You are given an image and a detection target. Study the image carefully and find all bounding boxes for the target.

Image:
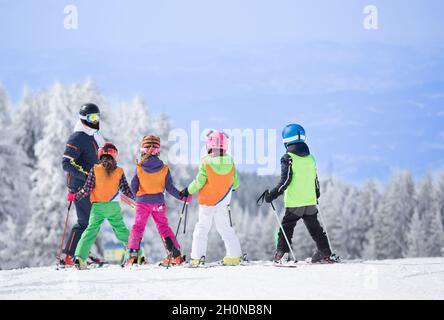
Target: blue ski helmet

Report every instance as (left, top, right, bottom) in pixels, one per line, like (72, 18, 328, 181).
(282, 124, 306, 147)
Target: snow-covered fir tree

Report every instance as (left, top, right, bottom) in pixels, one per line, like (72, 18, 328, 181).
(0, 85, 11, 128)
(342, 181, 380, 259)
(425, 211, 444, 256)
(318, 177, 349, 256)
(406, 209, 428, 257)
(238, 209, 264, 260)
(152, 112, 173, 156)
(0, 95, 30, 269)
(437, 172, 444, 229)
(0, 142, 30, 269)
(358, 180, 380, 259)
(24, 82, 103, 265)
(374, 171, 415, 259)
(416, 174, 435, 220)
(111, 96, 150, 171)
(13, 87, 47, 167)
(415, 174, 443, 256)
(261, 207, 281, 259)
(341, 187, 363, 259)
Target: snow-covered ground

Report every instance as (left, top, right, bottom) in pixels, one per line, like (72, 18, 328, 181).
(1, 258, 443, 300)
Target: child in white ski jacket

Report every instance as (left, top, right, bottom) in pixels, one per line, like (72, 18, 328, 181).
(180, 131, 243, 266)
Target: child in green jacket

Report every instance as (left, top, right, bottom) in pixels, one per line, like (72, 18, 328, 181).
(180, 131, 243, 266)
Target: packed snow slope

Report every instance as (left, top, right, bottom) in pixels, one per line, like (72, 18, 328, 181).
(1, 258, 443, 300)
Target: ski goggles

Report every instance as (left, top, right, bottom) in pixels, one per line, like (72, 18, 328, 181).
(141, 147, 161, 154)
(80, 113, 100, 124)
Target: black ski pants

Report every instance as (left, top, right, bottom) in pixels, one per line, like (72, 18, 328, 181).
(63, 195, 92, 256)
(277, 206, 331, 255)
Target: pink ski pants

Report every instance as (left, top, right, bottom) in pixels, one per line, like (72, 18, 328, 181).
(128, 203, 180, 250)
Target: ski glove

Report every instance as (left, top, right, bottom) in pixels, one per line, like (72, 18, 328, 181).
(264, 190, 274, 203)
(181, 195, 193, 204)
(179, 188, 190, 198)
(67, 192, 76, 202)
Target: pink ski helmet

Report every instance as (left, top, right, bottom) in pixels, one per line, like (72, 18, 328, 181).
(206, 130, 229, 153)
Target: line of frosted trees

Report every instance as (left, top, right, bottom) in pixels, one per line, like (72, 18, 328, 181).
(223, 170, 444, 262)
(0, 81, 443, 269)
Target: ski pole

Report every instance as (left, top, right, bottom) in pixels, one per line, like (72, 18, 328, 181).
(316, 206, 335, 255)
(175, 201, 187, 238)
(183, 203, 189, 234)
(56, 201, 73, 263)
(227, 204, 233, 227)
(257, 191, 297, 262)
(120, 194, 136, 209)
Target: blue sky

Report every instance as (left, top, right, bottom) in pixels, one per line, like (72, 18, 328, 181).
(1, 0, 444, 183)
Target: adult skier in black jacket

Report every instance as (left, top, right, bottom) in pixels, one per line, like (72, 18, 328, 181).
(60, 103, 105, 266)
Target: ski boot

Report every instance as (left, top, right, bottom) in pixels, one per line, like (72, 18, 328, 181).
(311, 250, 340, 264)
(328, 254, 341, 263)
(74, 257, 87, 270)
(87, 255, 104, 267)
(122, 249, 147, 268)
(228, 253, 249, 266)
(273, 251, 298, 267)
(160, 238, 184, 266)
(274, 250, 290, 264)
(59, 254, 75, 268)
(161, 254, 184, 267)
(123, 249, 143, 267)
(222, 257, 242, 266)
(188, 256, 206, 268)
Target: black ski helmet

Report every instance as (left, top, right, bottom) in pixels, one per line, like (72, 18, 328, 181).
(79, 103, 100, 130)
(79, 103, 100, 117)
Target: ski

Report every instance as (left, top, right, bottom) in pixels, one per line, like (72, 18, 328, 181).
(182, 260, 252, 269)
(182, 262, 244, 269)
(56, 262, 110, 271)
(182, 263, 218, 269)
(300, 254, 342, 265)
(56, 256, 109, 271)
(182, 256, 209, 269)
(76, 263, 110, 271)
(268, 252, 298, 268)
(272, 264, 298, 268)
(272, 261, 298, 268)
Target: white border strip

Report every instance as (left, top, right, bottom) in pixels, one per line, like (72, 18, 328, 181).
(283, 135, 306, 143)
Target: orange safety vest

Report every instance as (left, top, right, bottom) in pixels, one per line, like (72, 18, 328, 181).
(198, 162, 235, 206)
(90, 164, 124, 203)
(136, 164, 169, 196)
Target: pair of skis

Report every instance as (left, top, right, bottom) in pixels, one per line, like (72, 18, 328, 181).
(271, 254, 341, 268)
(56, 256, 109, 271)
(180, 259, 340, 269)
(58, 256, 343, 271)
(256, 191, 340, 268)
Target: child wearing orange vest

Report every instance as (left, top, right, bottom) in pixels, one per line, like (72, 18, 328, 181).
(67, 142, 134, 269)
(125, 136, 190, 267)
(179, 131, 243, 267)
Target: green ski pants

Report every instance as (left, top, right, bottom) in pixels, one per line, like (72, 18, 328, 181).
(75, 202, 130, 260)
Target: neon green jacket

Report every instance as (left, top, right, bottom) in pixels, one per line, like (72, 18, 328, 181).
(284, 152, 318, 208)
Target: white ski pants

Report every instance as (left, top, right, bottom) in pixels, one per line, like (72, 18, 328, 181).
(191, 204, 242, 260)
